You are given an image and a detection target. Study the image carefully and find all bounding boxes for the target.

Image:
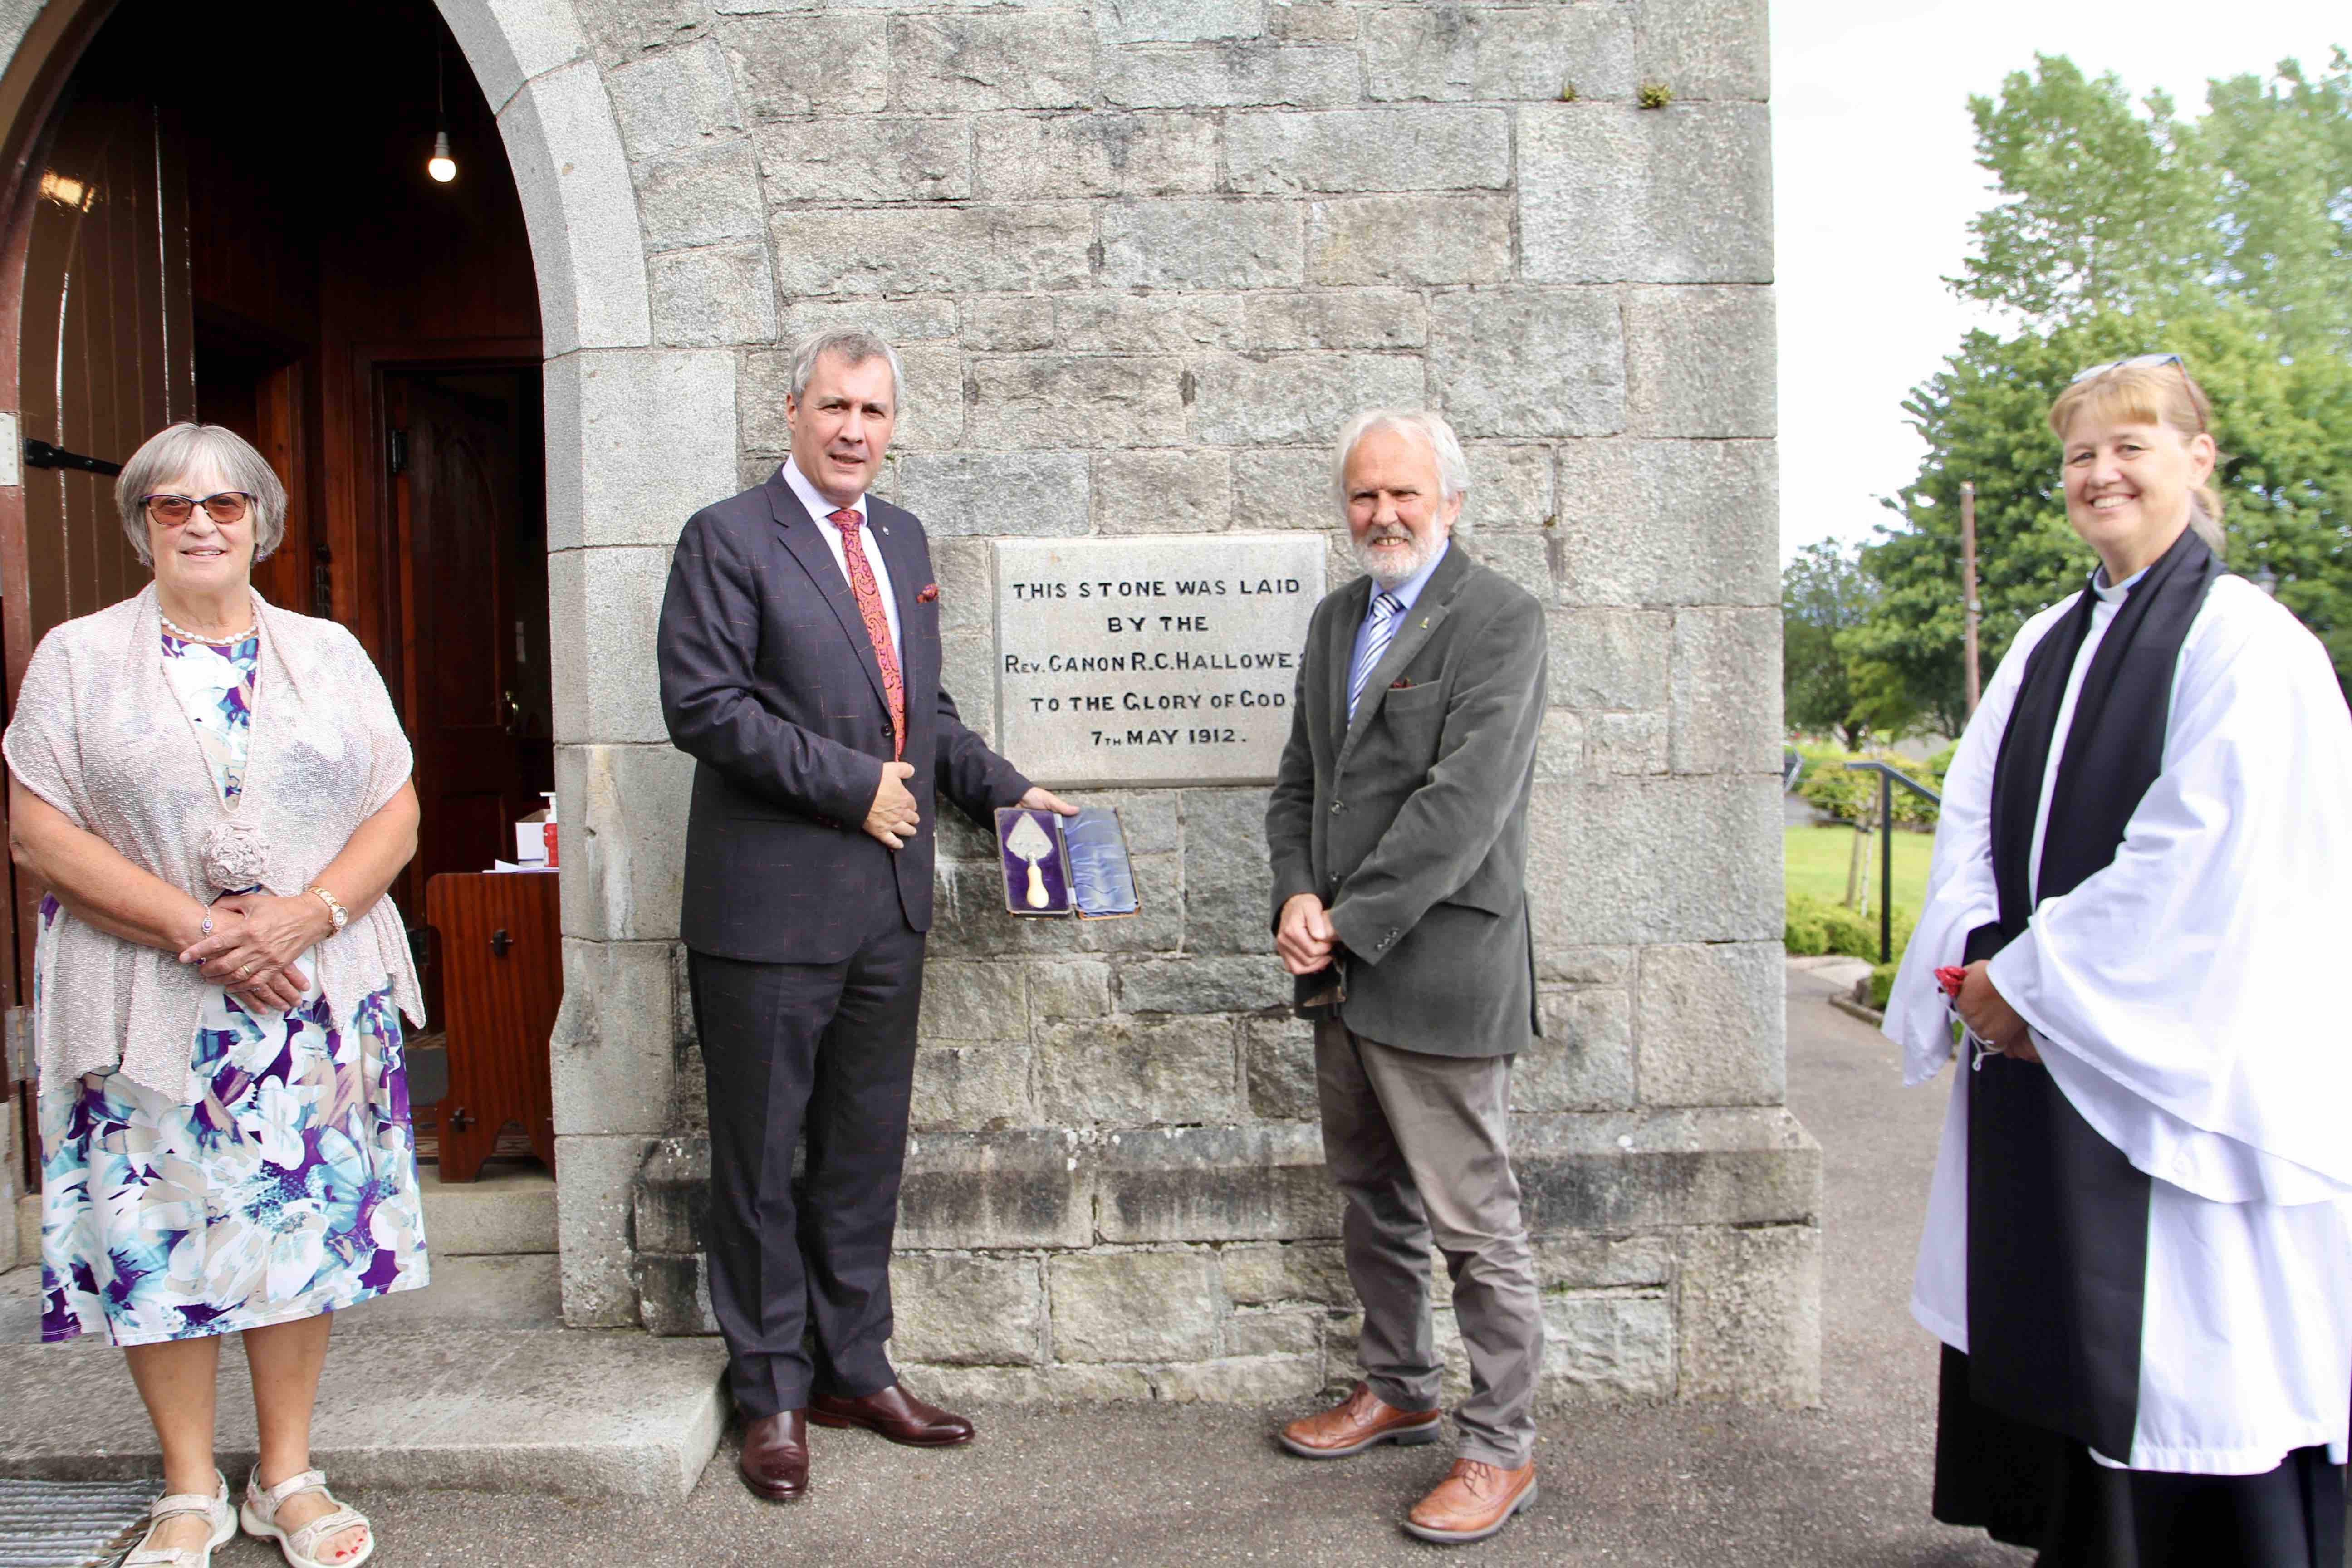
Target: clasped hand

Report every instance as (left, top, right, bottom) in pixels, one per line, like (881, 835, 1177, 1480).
(176, 893, 329, 1013)
(862, 762, 1078, 850)
(1954, 959, 2040, 1064)
(1277, 892, 1337, 975)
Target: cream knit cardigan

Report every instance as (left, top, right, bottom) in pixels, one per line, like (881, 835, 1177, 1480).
(3, 585, 425, 1102)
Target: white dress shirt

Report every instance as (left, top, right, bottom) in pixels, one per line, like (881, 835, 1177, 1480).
(782, 456, 900, 662)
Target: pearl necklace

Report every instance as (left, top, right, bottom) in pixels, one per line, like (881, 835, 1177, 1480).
(159, 610, 255, 644)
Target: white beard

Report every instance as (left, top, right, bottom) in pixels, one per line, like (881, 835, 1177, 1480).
(1354, 527, 1432, 588)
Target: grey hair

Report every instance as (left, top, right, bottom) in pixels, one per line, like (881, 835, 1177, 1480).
(788, 327, 905, 411)
(1332, 408, 1471, 511)
(114, 422, 288, 565)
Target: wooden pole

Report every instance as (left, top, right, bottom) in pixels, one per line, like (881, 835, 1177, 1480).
(1961, 481, 1982, 716)
(1846, 800, 1872, 915)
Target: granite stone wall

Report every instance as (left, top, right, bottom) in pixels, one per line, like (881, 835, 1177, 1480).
(232, 0, 1816, 1405)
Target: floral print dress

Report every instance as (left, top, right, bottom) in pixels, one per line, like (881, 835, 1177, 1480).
(36, 631, 429, 1345)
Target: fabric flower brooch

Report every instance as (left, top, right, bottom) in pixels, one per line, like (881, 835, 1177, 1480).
(197, 819, 272, 892)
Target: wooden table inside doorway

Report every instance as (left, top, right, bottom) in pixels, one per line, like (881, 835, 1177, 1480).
(424, 870, 559, 1182)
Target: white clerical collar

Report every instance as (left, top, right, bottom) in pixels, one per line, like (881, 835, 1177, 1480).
(782, 456, 867, 526)
(2092, 563, 2149, 605)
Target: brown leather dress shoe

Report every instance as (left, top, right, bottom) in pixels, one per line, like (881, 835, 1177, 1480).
(1403, 1457, 1538, 1544)
(738, 1410, 809, 1502)
(1278, 1381, 1442, 1460)
(808, 1383, 975, 1447)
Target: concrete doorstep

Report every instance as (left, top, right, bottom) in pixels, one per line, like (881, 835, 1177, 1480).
(0, 1294, 725, 1501)
(0, 1173, 726, 1502)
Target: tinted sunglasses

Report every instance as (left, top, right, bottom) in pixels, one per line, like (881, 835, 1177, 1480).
(142, 491, 253, 526)
(2069, 352, 2184, 384)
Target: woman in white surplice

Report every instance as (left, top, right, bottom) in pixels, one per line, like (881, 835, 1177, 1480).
(1883, 355, 2352, 1567)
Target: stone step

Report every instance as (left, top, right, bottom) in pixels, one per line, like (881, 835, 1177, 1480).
(415, 1161, 558, 1256)
(0, 1282, 726, 1500)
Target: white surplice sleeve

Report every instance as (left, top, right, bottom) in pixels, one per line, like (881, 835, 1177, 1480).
(1884, 599, 2078, 1084)
(1985, 577, 2352, 1205)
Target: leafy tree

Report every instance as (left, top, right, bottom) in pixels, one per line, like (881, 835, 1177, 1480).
(1847, 309, 2352, 729)
(1952, 49, 2352, 347)
(2197, 51, 2352, 356)
(1782, 539, 1886, 746)
(1953, 55, 2214, 323)
(1850, 49, 2352, 728)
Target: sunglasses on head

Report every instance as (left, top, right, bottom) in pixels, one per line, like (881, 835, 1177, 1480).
(2070, 352, 2185, 384)
(142, 491, 253, 526)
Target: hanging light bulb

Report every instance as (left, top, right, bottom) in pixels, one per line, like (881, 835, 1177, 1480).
(426, 42, 458, 183)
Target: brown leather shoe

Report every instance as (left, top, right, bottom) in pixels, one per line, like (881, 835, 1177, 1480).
(1403, 1457, 1538, 1544)
(808, 1382, 975, 1447)
(1277, 1382, 1442, 1460)
(738, 1410, 809, 1502)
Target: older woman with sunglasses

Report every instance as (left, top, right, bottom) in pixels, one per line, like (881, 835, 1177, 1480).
(1884, 356, 2352, 1566)
(5, 423, 426, 1568)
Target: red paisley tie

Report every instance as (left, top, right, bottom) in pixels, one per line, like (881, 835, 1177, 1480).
(829, 509, 905, 759)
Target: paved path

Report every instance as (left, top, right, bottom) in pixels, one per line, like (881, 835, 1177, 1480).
(1784, 788, 1828, 827)
(180, 965, 2026, 1567)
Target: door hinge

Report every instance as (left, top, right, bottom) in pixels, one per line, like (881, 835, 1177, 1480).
(24, 438, 122, 476)
(387, 428, 408, 475)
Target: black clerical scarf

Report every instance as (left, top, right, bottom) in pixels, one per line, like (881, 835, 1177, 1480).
(1955, 522, 2221, 1465)
(1987, 523, 2222, 941)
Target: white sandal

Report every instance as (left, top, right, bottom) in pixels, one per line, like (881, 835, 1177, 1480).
(240, 1466, 375, 1568)
(124, 1471, 235, 1568)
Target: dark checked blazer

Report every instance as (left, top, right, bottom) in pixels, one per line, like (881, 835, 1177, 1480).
(1264, 544, 1547, 1058)
(657, 467, 1030, 964)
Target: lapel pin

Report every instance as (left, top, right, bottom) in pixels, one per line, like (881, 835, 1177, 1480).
(1420, 617, 1430, 628)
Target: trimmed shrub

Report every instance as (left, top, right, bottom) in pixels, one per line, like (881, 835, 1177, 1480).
(1868, 961, 1901, 1010)
(1784, 903, 1829, 956)
(1785, 892, 1914, 964)
(1793, 740, 1944, 828)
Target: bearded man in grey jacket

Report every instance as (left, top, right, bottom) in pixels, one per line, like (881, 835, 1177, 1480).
(1263, 408, 1548, 1547)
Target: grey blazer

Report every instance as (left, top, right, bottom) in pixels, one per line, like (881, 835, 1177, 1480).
(657, 470, 1030, 965)
(1264, 544, 1547, 1058)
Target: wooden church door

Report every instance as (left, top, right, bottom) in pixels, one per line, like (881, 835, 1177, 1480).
(4, 86, 195, 1159)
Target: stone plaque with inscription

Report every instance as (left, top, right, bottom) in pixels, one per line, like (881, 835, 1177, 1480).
(994, 535, 1328, 787)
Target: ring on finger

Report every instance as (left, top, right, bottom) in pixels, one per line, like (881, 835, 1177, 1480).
(236, 960, 258, 979)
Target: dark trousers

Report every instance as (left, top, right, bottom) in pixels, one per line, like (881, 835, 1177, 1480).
(690, 903, 926, 1421)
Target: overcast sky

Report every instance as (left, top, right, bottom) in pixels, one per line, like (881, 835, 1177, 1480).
(1770, 0, 2348, 562)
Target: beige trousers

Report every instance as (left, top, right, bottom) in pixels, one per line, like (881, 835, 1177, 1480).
(1314, 1017, 1543, 1470)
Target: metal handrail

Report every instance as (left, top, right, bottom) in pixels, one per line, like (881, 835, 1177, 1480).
(1841, 761, 1944, 964)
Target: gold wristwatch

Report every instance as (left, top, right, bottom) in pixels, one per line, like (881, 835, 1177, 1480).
(308, 884, 350, 935)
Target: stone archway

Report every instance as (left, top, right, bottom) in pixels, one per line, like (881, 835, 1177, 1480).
(427, 0, 738, 1328)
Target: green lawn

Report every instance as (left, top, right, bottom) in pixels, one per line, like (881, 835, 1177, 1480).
(1784, 823, 1934, 921)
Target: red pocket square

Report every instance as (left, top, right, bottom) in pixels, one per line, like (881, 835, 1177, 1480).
(1389, 677, 1413, 689)
(917, 583, 940, 603)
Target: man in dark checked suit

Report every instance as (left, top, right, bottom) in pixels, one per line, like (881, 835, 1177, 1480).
(1264, 409, 1549, 1547)
(657, 328, 1073, 1502)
